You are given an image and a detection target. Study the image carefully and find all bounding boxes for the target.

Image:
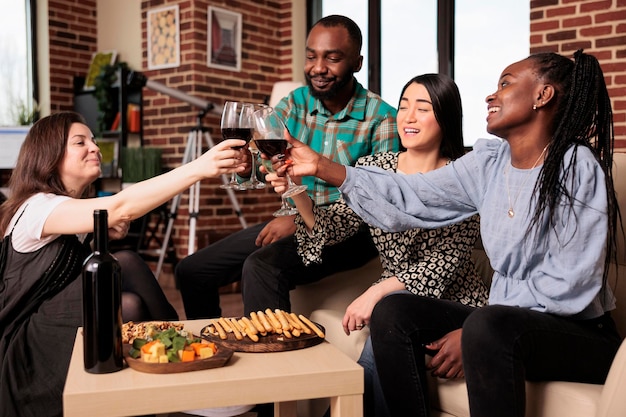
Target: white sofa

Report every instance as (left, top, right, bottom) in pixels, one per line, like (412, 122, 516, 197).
(291, 152, 626, 417)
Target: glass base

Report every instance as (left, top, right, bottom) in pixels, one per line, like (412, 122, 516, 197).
(240, 180, 266, 190)
(220, 182, 245, 190)
(282, 184, 307, 199)
(273, 206, 299, 217)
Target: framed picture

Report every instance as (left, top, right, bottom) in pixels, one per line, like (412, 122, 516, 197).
(97, 138, 119, 178)
(147, 5, 180, 70)
(207, 6, 242, 71)
(84, 50, 117, 90)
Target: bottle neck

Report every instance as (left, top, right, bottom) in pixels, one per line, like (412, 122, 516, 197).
(93, 210, 109, 253)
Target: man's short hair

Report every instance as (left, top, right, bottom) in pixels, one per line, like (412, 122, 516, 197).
(314, 15, 363, 54)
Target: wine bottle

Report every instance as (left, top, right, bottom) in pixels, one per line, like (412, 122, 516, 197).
(82, 209, 123, 373)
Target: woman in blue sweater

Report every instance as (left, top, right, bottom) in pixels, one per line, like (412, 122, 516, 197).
(273, 50, 622, 417)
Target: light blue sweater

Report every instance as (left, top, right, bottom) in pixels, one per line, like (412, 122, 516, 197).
(340, 138, 615, 319)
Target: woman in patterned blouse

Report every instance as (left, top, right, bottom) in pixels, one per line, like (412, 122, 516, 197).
(267, 73, 488, 417)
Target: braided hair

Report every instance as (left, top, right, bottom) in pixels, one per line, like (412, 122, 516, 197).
(530, 50, 621, 285)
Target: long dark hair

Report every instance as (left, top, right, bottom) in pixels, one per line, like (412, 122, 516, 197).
(0, 111, 86, 235)
(530, 50, 621, 284)
(398, 73, 465, 160)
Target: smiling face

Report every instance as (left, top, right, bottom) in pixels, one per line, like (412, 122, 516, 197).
(58, 122, 101, 195)
(485, 58, 540, 139)
(397, 82, 443, 152)
(304, 24, 362, 101)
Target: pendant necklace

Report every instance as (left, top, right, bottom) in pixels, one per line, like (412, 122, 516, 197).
(504, 145, 548, 218)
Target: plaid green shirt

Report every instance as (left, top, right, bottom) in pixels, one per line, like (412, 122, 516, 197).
(274, 81, 399, 206)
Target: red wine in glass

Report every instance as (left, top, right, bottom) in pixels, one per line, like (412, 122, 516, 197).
(254, 138, 287, 158)
(222, 127, 253, 150)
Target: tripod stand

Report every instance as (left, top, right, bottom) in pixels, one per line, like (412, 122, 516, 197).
(155, 112, 248, 279)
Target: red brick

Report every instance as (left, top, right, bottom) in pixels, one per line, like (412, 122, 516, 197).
(581, 0, 614, 13)
(596, 10, 626, 24)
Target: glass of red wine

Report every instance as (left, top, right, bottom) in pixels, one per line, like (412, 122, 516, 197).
(253, 106, 307, 215)
(220, 101, 254, 190)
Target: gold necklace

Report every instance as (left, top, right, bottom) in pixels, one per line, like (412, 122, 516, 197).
(503, 145, 548, 218)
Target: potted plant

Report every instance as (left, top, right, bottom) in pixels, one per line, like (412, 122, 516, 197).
(93, 61, 129, 134)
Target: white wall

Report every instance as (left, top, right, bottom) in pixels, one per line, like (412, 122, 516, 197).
(36, 0, 50, 117)
(97, 0, 142, 71)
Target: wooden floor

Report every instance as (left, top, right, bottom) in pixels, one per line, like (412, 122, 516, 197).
(157, 268, 244, 320)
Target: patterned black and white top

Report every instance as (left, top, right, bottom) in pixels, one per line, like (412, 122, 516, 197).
(294, 152, 489, 307)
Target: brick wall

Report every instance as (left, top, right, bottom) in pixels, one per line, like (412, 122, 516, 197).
(47, 0, 97, 112)
(530, 0, 626, 149)
(42, 0, 625, 259)
(139, 0, 295, 259)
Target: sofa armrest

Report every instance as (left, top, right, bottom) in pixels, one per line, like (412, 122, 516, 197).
(290, 257, 382, 317)
(597, 338, 626, 417)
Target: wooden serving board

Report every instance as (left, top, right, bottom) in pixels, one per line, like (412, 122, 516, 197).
(199, 322, 325, 353)
(123, 343, 233, 374)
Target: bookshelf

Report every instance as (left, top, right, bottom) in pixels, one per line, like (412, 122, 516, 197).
(73, 66, 143, 180)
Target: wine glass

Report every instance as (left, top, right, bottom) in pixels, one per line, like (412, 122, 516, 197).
(260, 158, 298, 216)
(220, 101, 254, 190)
(239, 130, 266, 190)
(253, 106, 307, 215)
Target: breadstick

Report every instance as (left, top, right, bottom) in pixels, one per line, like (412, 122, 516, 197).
(264, 308, 283, 333)
(275, 309, 292, 331)
(210, 319, 227, 340)
(238, 318, 259, 342)
(285, 312, 303, 330)
(228, 318, 243, 340)
(218, 317, 234, 333)
(289, 313, 312, 334)
(257, 311, 275, 333)
(276, 310, 300, 336)
(298, 314, 325, 338)
(241, 317, 258, 335)
(249, 312, 268, 336)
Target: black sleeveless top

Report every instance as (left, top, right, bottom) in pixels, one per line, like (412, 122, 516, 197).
(0, 225, 90, 417)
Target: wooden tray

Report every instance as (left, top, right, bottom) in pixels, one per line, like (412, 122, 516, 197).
(199, 322, 325, 353)
(123, 343, 233, 374)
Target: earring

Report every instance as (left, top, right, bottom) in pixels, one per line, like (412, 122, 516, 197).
(533, 104, 537, 110)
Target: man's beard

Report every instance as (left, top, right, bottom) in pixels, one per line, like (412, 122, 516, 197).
(305, 74, 353, 100)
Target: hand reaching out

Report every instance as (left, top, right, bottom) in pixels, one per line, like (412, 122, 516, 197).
(197, 139, 247, 179)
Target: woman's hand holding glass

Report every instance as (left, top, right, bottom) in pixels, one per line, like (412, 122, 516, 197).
(220, 101, 255, 190)
(198, 138, 247, 178)
(253, 106, 307, 216)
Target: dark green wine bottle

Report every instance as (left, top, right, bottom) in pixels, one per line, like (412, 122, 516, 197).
(82, 209, 123, 373)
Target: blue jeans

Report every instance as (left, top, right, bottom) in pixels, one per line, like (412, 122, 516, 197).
(358, 336, 390, 417)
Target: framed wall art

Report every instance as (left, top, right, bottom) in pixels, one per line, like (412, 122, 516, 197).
(207, 6, 242, 71)
(84, 50, 117, 90)
(147, 5, 180, 70)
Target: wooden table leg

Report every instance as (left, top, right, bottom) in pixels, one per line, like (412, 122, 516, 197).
(275, 400, 297, 417)
(330, 394, 363, 417)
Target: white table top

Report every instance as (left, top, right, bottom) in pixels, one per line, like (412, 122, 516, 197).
(63, 320, 363, 417)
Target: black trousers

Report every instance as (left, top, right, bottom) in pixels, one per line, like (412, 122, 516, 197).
(176, 221, 377, 318)
(370, 293, 622, 417)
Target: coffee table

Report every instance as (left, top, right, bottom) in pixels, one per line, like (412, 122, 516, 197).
(63, 320, 363, 417)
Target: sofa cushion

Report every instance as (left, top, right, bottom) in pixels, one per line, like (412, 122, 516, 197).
(428, 375, 603, 417)
(309, 308, 369, 362)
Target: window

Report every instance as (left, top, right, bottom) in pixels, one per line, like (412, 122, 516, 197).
(454, 0, 529, 145)
(320, 0, 369, 90)
(0, 0, 35, 126)
(312, 0, 530, 146)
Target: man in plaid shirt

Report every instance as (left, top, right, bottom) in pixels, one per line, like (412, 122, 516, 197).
(177, 15, 399, 319)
